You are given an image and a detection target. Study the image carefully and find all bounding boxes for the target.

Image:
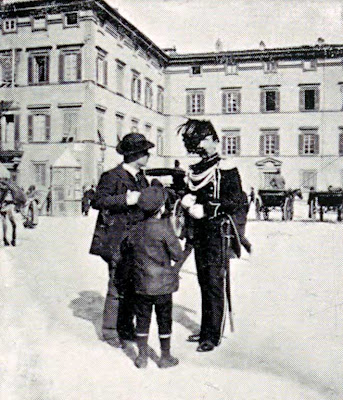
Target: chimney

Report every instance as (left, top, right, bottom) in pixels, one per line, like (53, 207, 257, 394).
(259, 41, 266, 51)
(215, 38, 223, 52)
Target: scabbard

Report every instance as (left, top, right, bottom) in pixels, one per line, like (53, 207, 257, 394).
(221, 218, 234, 333)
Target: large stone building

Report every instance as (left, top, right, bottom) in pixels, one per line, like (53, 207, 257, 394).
(1, 0, 343, 207)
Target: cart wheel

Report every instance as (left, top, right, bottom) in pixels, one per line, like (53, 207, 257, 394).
(319, 206, 324, 222)
(170, 199, 185, 238)
(282, 198, 289, 221)
(255, 199, 261, 220)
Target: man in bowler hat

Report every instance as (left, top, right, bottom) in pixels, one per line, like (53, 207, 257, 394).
(90, 133, 154, 344)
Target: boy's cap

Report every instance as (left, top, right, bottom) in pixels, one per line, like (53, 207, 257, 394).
(137, 186, 167, 214)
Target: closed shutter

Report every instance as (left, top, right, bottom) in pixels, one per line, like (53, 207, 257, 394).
(299, 88, 305, 111)
(298, 134, 304, 155)
(137, 79, 141, 101)
(237, 91, 241, 113)
(275, 91, 280, 112)
(222, 92, 227, 114)
(222, 135, 227, 155)
(314, 87, 320, 111)
(45, 55, 50, 83)
(28, 55, 33, 84)
(28, 115, 33, 142)
(45, 115, 51, 141)
(14, 115, 20, 149)
(76, 52, 82, 81)
(103, 60, 108, 86)
(200, 93, 205, 114)
(314, 133, 319, 154)
(259, 135, 265, 156)
(236, 136, 241, 155)
(96, 58, 99, 83)
(59, 54, 64, 82)
(186, 94, 191, 114)
(339, 133, 343, 155)
(275, 134, 280, 155)
(260, 91, 265, 112)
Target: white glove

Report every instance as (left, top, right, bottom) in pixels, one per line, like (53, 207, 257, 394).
(126, 190, 141, 205)
(188, 204, 205, 219)
(181, 194, 196, 209)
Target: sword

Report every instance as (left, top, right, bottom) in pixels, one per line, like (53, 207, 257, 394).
(221, 218, 234, 333)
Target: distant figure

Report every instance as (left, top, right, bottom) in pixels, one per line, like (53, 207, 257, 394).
(249, 187, 255, 204)
(82, 185, 95, 216)
(270, 169, 286, 189)
(24, 185, 39, 228)
(171, 159, 186, 196)
(46, 187, 52, 215)
(0, 179, 17, 246)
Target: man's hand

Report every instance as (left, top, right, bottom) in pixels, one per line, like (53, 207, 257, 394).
(188, 204, 205, 219)
(126, 190, 141, 205)
(181, 193, 196, 209)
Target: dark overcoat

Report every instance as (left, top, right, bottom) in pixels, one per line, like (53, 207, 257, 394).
(89, 163, 149, 262)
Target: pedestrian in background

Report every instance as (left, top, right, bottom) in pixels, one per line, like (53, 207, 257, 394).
(116, 186, 183, 368)
(90, 133, 154, 345)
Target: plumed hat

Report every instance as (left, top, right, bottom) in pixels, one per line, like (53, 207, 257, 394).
(116, 133, 154, 156)
(137, 186, 167, 215)
(177, 119, 219, 155)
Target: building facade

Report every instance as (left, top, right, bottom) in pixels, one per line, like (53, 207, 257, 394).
(1, 0, 343, 201)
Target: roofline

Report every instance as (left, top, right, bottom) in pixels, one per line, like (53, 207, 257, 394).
(1, 0, 169, 65)
(167, 44, 343, 66)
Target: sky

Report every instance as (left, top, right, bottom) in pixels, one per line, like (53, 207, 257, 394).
(106, 0, 343, 53)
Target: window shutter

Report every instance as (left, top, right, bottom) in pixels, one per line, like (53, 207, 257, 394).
(14, 115, 20, 149)
(298, 134, 304, 155)
(259, 135, 265, 156)
(275, 91, 280, 112)
(237, 91, 241, 113)
(76, 52, 82, 81)
(103, 60, 108, 86)
(59, 54, 64, 82)
(222, 93, 227, 114)
(131, 77, 135, 100)
(314, 87, 320, 111)
(96, 58, 99, 83)
(260, 91, 265, 112)
(28, 55, 33, 84)
(314, 133, 319, 154)
(236, 136, 241, 155)
(137, 79, 141, 101)
(45, 115, 51, 141)
(275, 134, 280, 155)
(299, 88, 305, 111)
(186, 94, 191, 114)
(222, 135, 227, 156)
(45, 55, 50, 83)
(339, 133, 343, 155)
(200, 93, 205, 114)
(28, 115, 33, 142)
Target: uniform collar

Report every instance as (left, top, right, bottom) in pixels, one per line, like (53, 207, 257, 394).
(122, 163, 140, 178)
(190, 153, 220, 175)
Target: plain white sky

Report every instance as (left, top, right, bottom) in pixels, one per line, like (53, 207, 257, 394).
(107, 0, 343, 53)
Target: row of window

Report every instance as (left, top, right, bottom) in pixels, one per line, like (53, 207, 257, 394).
(187, 85, 323, 115)
(0, 48, 165, 113)
(221, 130, 343, 156)
(2, 13, 79, 34)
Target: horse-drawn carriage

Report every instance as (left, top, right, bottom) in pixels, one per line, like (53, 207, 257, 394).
(255, 189, 302, 221)
(308, 190, 343, 222)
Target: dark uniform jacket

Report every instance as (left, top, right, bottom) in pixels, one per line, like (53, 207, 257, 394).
(89, 163, 149, 263)
(117, 218, 183, 296)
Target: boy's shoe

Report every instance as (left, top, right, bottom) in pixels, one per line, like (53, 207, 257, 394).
(158, 355, 179, 368)
(134, 355, 148, 369)
(196, 340, 215, 352)
(11, 239, 16, 246)
(3, 238, 10, 246)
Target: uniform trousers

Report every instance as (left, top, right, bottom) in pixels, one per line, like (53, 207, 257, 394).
(193, 218, 226, 346)
(135, 293, 173, 337)
(102, 259, 136, 340)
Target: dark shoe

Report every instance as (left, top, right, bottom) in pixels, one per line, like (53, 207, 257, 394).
(134, 355, 148, 369)
(158, 355, 179, 368)
(3, 238, 10, 246)
(187, 333, 201, 343)
(196, 340, 216, 352)
(11, 239, 16, 246)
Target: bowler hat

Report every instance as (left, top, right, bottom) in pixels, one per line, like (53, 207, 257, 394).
(116, 133, 154, 156)
(137, 186, 167, 215)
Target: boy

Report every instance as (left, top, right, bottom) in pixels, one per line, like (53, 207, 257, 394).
(117, 186, 183, 369)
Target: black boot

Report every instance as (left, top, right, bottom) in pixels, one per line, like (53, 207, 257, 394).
(134, 336, 148, 368)
(11, 229, 16, 246)
(158, 337, 179, 368)
(3, 237, 10, 246)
